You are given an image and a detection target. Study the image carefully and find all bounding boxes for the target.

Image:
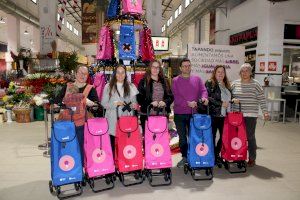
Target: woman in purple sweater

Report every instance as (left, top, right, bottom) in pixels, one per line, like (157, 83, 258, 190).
(172, 58, 209, 168)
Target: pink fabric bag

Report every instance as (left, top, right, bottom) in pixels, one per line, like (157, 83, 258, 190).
(144, 116, 172, 169)
(93, 73, 106, 102)
(96, 26, 114, 60)
(84, 118, 115, 178)
(121, 0, 143, 15)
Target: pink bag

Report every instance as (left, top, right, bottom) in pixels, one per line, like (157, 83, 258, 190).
(93, 73, 106, 102)
(139, 26, 155, 62)
(121, 0, 143, 15)
(96, 26, 114, 60)
(144, 116, 172, 169)
(84, 118, 115, 178)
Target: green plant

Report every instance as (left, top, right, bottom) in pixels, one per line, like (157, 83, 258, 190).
(58, 51, 78, 74)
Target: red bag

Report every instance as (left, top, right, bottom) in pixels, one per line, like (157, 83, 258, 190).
(131, 71, 145, 87)
(115, 115, 143, 172)
(221, 111, 248, 161)
(96, 26, 114, 60)
(139, 26, 155, 62)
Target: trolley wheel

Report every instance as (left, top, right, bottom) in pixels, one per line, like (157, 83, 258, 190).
(119, 173, 124, 182)
(184, 164, 189, 174)
(105, 177, 111, 185)
(56, 186, 61, 196)
(191, 170, 195, 177)
(75, 183, 81, 191)
(164, 170, 171, 182)
(148, 173, 153, 183)
(205, 169, 210, 176)
(48, 181, 54, 194)
(217, 162, 223, 168)
(90, 179, 95, 188)
(134, 172, 140, 180)
(224, 162, 229, 170)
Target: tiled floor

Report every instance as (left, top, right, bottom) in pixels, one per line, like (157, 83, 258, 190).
(0, 119, 299, 200)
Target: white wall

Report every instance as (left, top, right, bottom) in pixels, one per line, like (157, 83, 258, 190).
(215, 0, 300, 87)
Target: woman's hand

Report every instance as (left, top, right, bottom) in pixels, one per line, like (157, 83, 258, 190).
(114, 101, 125, 107)
(151, 101, 159, 107)
(232, 98, 240, 104)
(86, 98, 96, 107)
(222, 101, 229, 108)
(201, 98, 209, 106)
(158, 101, 166, 107)
(131, 103, 140, 111)
(263, 112, 270, 121)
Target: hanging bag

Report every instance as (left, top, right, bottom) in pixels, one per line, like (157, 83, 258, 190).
(121, 0, 143, 15)
(107, 0, 120, 19)
(139, 26, 155, 62)
(96, 25, 114, 60)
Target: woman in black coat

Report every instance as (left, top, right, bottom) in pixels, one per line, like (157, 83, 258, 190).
(205, 65, 231, 164)
(137, 60, 174, 133)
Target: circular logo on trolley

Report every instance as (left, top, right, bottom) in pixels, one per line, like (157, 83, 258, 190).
(123, 145, 137, 160)
(59, 155, 75, 171)
(195, 143, 209, 156)
(92, 149, 106, 163)
(231, 137, 242, 150)
(150, 144, 164, 157)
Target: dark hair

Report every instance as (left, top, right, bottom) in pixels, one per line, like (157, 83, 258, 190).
(180, 58, 191, 67)
(145, 60, 165, 86)
(109, 65, 130, 98)
(210, 65, 231, 89)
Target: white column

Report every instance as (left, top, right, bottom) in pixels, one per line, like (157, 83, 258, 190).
(255, 1, 284, 87)
(146, 0, 162, 36)
(6, 14, 20, 71)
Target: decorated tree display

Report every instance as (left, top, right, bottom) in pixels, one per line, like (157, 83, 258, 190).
(91, 0, 155, 85)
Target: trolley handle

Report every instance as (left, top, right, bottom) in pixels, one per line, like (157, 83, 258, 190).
(229, 100, 242, 112)
(116, 101, 133, 119)
(192, 99, 209, 115)
(147, 104, 166, 117)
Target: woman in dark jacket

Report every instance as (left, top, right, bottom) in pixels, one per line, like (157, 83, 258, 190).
(205, 65, 231, 164)
(137, 60, 174, 133)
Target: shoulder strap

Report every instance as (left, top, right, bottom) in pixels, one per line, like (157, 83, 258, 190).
(83, 84, 93, 98)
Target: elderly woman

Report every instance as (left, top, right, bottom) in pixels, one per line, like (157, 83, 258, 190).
(54, 66, 99, 163)
(231, 63, 269, 167)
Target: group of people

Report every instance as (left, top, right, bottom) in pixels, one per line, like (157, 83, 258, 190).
(54, 58, 269, 168)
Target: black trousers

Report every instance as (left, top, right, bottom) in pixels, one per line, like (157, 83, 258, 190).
(211, 116, 225, 158)
(174, 114, 192, 158)
(244, 117, 257, 161)
(75, 125, 84, 166)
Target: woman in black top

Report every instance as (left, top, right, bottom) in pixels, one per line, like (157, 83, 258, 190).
(205, 65, 231, 164)
(137, 60, 174, 133)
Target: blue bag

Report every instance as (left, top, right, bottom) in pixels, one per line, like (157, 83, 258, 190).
(187, 113, 215, 168)
(119, 24, 136, 61)
(107, 0, 120, 19)
(50, 121, 83, 187)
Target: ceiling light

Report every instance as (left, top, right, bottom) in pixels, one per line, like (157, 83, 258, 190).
(0, 17, 5, 24)
(24, 30, 29, 35)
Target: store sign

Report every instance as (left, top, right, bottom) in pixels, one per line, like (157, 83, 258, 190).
(82, 0, 98, 44)
(188, 44, 245, 82)
(39, 0, 57, 55)
(230, 27, 258, 45)
(152, 37, 169, 51)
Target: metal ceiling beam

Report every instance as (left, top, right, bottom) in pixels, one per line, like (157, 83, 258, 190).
(162, 0, 173, 16)
(167, 0, 228, 37)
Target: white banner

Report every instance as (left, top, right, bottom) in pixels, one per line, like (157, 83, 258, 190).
(188, 44, 245, 82)
(39, 0, 57, 55)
